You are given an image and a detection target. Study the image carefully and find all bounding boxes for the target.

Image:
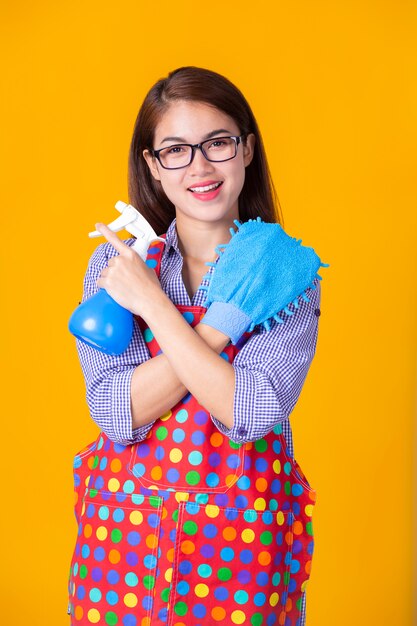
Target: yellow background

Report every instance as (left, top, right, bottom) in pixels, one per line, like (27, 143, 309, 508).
(1, 1, 415, 624)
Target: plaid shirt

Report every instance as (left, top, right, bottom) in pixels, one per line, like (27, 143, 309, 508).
(76, 218, 321, 456)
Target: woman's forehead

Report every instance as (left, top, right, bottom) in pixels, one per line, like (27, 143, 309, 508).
(154, 100, 239, 144)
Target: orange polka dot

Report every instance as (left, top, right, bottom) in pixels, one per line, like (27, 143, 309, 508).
(166, 548, 175, 563)
(244, 442, 253, 451)
(258, 551, 272, 566)
(141, 617, 151, 626)
(210, 432, 224, 447)
(255, 477, 268, 492)
(181, 540, 195, 555)
(305, 559, 312, 575)
(211, 607, 226, 621)
(222, 526, 237, 541)
(285, 597, 293, 612)
(109, 549, 121, 564)
(83, 524, 92, 538)
(110, 458, 122, 473)
(88, 456, 96, 469)
(146, 534, 158, 549)
(161, 506, 168, 520)
(293, 521, 303, 535)
(225, 474, 238, 487)
(151, 466, 162, 480)
(308, 490, 317, 503)
(278, 610, 287, 625)
(74, 605, 83, 620)
(285, 531, 293, 546)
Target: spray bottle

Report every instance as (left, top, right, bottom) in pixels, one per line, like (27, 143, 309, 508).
(68, 200, 164, 355)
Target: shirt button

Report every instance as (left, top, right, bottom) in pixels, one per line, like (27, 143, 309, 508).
(237, 427, 247, 436)
(314, 308, 321, 317)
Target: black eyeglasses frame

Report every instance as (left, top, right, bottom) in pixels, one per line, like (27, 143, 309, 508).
(150, 134, 246, 170)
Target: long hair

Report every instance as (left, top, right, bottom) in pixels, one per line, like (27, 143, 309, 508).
(128, 66, 283, 235)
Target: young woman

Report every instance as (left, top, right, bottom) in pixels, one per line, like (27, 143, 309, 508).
(68, 66, 322, 626)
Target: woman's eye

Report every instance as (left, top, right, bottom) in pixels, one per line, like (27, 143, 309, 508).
(167, 145, 185, 154)
(209, 140, 226, 148)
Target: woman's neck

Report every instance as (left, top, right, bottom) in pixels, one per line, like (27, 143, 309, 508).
(175, 212, 237, 263)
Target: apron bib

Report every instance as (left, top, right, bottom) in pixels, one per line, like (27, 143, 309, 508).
(68, 238, 316, 626)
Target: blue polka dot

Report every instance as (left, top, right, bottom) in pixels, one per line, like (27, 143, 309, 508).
(133, 463, 145, 477)
(240, 549, 253, 564)
(271, 479, 281, 494)
(175, 409, 188, 423)
(191, 430, 205, 445)
(167, 468, 180, 483)
(148, 513, 159, 528)
(144, 554, 157, 569)
(172, 428, 185, 443)
(237, 476, 251, 490)
(126, 552, 139, 566)
(155, 446, 165, 460)
(255, 458, 268, 472)
(93, 547, 105, 561)
(77, 585, 86, 600)
(123, 616, 137, 626)
(272, 440, 281, 454)
(182, 311, 194, 323)
(114, 443, 127, 454)
(145, 258, 158, 268)
(86, 504, 95, 518)
(89, 588, 102, 603)
(208, 452, 221, 467)
(142, 596, 153, 611)
(193, 604, 207, 618)
(179, 560, 192, 575)
(292, 483, 304, 496)
(123, 480, 135, 494)
(127, 531, 141, 546)
(220, 547, 234, 562)
(226, 454, 241, 469)
(94, 476, 105, 489)
(113, 508, 125, 523)
(256, 572, 269, 586)
(237, 569, 251, 584)
(206, 472, 220, 487)
(137, 443, 150, 458)
(225, 507, 239, 521)
(107, 570, 120, 585)
(254, 592, 266, 606)
(188, 451, 203, 466)
(177, 581, 190, 595)
(125, 572, 139, 587)
(81, 544, 90, 558)
(106, 590, 119, 605)
(214, 586, 229, 601)
(235, 495, 248, 508)
(262, 510, 273, 524)
(203, 524, 218, 539)
(290, 559, 300, 574)
(288, 578, 297, 593)
(99, 457, 108, 470)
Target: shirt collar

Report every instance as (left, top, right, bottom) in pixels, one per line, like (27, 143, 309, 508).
(164, 217, 182, 257)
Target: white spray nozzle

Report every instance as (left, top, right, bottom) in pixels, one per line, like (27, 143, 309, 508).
(88, 201, 165, 261)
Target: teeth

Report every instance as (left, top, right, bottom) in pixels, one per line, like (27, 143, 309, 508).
(189, 182, 222, 193)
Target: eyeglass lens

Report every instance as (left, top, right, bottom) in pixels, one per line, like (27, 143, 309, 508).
(158, 137, 238, 169)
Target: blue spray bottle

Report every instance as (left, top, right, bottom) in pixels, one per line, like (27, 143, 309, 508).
(68, 200, 165, 355)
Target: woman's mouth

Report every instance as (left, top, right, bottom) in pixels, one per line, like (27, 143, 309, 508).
(188, 181, 223, 201)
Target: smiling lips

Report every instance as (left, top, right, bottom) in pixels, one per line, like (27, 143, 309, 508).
(188, 181, 223, 200)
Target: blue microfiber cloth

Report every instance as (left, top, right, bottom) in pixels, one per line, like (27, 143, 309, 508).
(199, 217, 329, 343)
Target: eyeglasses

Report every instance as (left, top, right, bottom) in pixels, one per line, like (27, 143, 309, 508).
(151, 135, 246, 170)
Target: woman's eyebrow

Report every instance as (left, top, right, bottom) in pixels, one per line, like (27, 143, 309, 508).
(160, 129, 232, 145)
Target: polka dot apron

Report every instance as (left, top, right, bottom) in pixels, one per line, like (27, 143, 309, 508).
(68, 238, 316, 626)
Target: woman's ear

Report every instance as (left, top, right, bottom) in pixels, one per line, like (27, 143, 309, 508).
(243, 133, 256, 167)
(143, 149, 162, 181)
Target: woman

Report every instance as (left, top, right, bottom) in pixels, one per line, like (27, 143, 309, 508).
(68, 66, 321, 626)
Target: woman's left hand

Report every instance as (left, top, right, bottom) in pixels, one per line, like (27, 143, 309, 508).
(95, 222, 165, 317)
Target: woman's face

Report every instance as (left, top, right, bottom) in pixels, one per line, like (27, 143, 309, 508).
(143, 100, 255, 225)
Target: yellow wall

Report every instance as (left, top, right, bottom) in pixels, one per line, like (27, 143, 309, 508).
(1, 1, 415, 624)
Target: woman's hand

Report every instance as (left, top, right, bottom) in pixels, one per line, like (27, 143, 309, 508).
(95, 222, 165, 318)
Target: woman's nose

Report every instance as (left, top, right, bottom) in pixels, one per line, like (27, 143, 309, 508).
(188, 147, 216, 174)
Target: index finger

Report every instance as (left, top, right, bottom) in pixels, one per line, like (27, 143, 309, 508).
(95, 222, 132, 255)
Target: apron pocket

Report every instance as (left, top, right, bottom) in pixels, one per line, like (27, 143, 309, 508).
(68, 489, 163, 624)
(72, 439, 98, 526)
(169, 501, 300, 626)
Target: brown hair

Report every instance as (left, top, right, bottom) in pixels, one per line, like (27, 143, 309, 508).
(128, 66, 283, 235)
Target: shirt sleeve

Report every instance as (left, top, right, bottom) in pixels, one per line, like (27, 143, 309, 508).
(75, 241, 156, 445)
(210, 278, 321, 443)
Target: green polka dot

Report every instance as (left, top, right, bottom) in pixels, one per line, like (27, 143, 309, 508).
(172, 509, 179, 522)
(234, 590, 249, 604)
(217, 567, 232, 581)
(183, 521, 198, 535)
(254, 439, 268, 452)
(79, 565, 88, 579)
(306, 521, 313, 536)
(92, 455, 99, 469)
(161, 587, 170, 602)
(229, 440, 242, 449)
(105, 612, 118, 625)
(149, 496, 161, 509)
(251, 613, 264, 626)
(260, 531, 273, 545)
(296, 596, 303, 611)
(89, 488, 98, 498)
(143, 574, 155, 590)
(284, 571, 291, 585)
(143, 328, 154, 343)
(174, 601, 188, 616)
(284, 481, 291, 495)
(284, 462, 292, 475)
(185, 470, 200, 486)
(156, 426, 168, 441)
(111, 529, 122, 543)
(198, 564, 212, 578)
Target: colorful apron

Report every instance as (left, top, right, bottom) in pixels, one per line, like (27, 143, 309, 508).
(68, 238, 317, 626)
